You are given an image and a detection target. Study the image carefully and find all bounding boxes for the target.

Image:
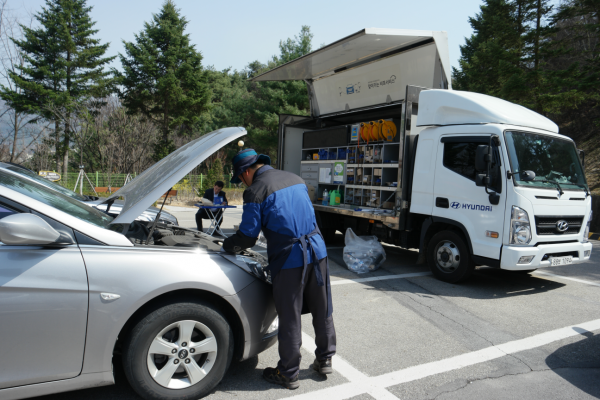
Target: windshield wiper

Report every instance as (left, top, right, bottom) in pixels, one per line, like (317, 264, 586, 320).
(571, 182, 589, 197)
(534, 178, 564, 196)
(546, 179, 564, 196)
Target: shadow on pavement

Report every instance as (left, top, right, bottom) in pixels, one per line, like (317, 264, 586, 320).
(325, 233, 567, 300)
(545, 329, 600, 398)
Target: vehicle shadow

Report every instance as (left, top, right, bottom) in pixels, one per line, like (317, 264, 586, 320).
(327, 243, 567, 300)
(36, 356, 327, 400)
(544, 329, 600, 397)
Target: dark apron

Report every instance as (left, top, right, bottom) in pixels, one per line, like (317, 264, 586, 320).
(263, 225, 333, 318)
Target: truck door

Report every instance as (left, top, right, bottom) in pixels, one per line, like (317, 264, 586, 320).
(432, 135, 506, 261)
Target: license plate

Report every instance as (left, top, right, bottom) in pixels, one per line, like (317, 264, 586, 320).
(551, 256, 573, 266)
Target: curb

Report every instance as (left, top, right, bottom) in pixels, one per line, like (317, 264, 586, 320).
(589, 232, 600, 241)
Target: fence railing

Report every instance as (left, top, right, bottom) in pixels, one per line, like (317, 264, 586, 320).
(57, 172, 236, 193)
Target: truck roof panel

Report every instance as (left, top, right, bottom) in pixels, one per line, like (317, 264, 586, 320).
(251, 28, 451, 84)
(417, 90, 559, 133)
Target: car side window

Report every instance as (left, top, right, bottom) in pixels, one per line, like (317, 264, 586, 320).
(0, 203, 17, 220)
(443, 142, 479, 181)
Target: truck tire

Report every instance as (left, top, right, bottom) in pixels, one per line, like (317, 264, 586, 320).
(427, 230, 475, 283)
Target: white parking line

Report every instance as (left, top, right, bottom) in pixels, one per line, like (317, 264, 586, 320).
(293, 318, 600, 400)
(300, 333, 398, 400)
(533, 270, 600, 287)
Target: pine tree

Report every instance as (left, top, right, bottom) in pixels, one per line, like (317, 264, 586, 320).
(117, 0, 212, 160)
(0, 0, 115, 175)
(453, 0, 584, 115)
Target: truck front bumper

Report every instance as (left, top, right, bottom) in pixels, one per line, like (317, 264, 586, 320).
(501, 241, 593, 270)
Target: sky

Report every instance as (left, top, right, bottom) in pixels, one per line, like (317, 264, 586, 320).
(13, 0, 486, 75)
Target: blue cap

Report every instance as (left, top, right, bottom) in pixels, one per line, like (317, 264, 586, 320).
(230, 148, 271, 184)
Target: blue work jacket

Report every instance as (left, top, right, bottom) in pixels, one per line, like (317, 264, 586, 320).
(239, 166, 327, 271)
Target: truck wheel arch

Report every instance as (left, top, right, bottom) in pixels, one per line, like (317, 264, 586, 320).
(419, 217, 474, 261)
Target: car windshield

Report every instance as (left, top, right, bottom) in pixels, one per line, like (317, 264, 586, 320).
(3, 164, 88, 202)
(0, 169, 113, 228)
(504, 131, 588, 191)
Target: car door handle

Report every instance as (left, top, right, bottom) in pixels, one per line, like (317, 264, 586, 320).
(436, 197, 449, 208)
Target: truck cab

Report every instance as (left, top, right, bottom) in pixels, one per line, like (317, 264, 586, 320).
(414, 90, 592, 281)
(254, 28, 592, 283)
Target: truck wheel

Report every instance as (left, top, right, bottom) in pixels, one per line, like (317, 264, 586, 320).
(427, 230, 475, 283)
(122, 302, 234, 400)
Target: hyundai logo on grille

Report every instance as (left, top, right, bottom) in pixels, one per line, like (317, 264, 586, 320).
(556, 220, 569, 232)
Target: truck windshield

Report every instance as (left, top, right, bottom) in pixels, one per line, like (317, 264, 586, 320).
(504, 131, 588, 192)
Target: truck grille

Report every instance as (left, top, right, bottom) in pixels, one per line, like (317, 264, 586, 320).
(534, 216, 583, 235)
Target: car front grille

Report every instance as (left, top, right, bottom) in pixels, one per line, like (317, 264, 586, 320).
(535, 215, 584, 236)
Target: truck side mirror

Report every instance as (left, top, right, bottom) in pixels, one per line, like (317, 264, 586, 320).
(476, 174, 487, 187)
(521, 170, 536, 182)
(475, 145, 490, 171)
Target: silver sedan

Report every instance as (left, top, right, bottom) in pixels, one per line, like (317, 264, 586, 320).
(0, 128, 277, 400)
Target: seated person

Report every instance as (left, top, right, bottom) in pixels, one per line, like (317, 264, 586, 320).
(196, 181, 228, 235)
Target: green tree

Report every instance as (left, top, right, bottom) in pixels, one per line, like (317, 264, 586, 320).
(200, 26, 313, 163)
(117, 0, 212, 160)
(453, 0, 583, 114)
(0, 0, 115, 176)
(206, 157, 223, 190)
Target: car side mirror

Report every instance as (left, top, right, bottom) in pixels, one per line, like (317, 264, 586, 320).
(0, 213, 61, 245)
(475, 145, 490, 171)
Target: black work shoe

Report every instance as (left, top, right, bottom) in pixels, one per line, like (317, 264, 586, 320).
(262, 367, 300, 389)
(312, 358, 333, 374)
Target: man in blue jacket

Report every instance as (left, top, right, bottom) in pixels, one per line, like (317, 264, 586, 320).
(223, 149, 336, 390)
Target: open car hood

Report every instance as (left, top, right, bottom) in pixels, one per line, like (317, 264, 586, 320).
(108, 127, 246, 225)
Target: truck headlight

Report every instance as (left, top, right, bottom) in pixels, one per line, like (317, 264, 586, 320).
(510, 206, 531, 245)
(583, 210, 592, 243)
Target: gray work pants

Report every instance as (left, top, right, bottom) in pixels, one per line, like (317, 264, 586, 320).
(273, 257, 336, 378)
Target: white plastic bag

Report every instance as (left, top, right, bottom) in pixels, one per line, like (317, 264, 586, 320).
(342, 228, 386, 274)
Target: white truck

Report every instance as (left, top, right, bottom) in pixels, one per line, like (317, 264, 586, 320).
(251, 28, 593, 283)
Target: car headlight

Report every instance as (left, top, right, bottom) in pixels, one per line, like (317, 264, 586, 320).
(510, 206, 531, 245)
(236, 255, 271, 283)
(583, 210, 592, 243)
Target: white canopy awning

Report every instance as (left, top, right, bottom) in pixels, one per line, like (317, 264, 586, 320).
(251, 28, 451, 85)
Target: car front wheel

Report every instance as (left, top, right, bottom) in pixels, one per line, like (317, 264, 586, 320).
(123, 301, 234, 400)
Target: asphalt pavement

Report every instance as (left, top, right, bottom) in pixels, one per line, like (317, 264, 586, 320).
(35, 205, 600, 400)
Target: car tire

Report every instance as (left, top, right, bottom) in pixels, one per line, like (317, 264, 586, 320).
(123, 301, 234, 400)
(427, 230, 475, 283)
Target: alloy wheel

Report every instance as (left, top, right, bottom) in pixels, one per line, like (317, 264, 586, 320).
(147, 320, 218, 389)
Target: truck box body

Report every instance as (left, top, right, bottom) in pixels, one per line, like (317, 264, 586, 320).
(253, 28, 592, 282)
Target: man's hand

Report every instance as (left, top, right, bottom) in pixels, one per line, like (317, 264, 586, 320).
(223, 230, 258, 253)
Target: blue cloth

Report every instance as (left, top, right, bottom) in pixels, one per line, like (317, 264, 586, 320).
(238, 167, 327, 270)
